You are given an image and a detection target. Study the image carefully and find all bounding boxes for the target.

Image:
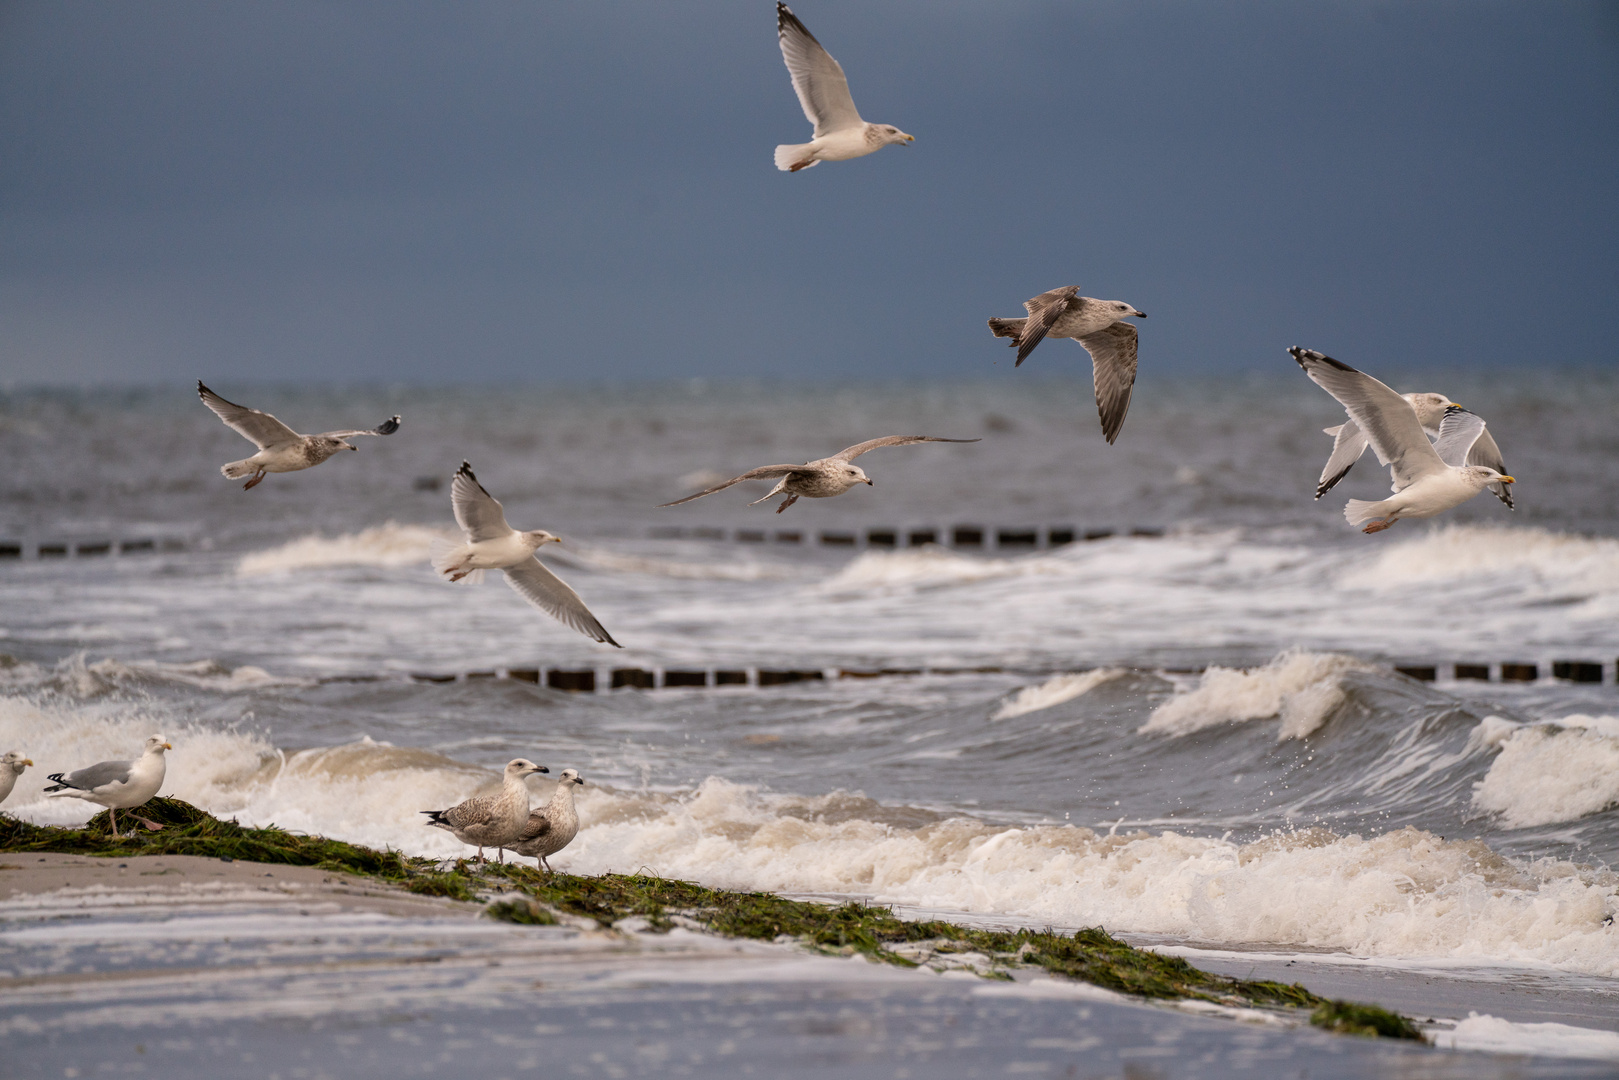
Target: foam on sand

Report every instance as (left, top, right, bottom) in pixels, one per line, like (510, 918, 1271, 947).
(1140, 650, 1373, 739)
(1430, 1012, 1619, 1061)
(237, 522, 455, 576)
(1471, 714, 1619, 828)
(994, 669, 1127, 720)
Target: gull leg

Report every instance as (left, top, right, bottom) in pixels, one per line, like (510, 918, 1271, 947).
(131, 815, 164, 832)
(108, 808, 121, 838)
(775, 494, 798, 514)
(243, 469, 266, 490)
(1362, 518, 1397, 534)
(476, 845, 486, 864)
(540, 856, 552, 874)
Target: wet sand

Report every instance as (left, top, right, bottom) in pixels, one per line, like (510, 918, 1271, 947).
(0, 853, 1612, 1079)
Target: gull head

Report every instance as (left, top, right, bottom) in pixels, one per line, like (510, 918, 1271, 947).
(1403, 392, 1453, 430)
(558, 768, 585, 787)
(505, 758, 548, 779)
(1463, 466, 1514, 488)
(1112, 301, 1146, 319)
(145, 735, 172, 755)
(2, 751, 32, 774)
(522, 529, 562, 550)
(315, 435, 357, 453)
(841, 464, 872, 487)
(878, 125, 913, 146)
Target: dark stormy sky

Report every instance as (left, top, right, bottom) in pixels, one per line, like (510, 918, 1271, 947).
(1, 1, 1615, 386)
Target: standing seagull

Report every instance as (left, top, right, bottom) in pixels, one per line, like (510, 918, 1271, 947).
(506, 768, 585, 873)
(198, 382, 401, 490)
(773, 2, 913, 172)
(659, 435, 979, 514)
(43, 735, 171, 836)
(431, 462, 621, 647)
(0, 751, 33, 807)
(422, 758, 547, 864)
(987, 287, 1147, 444)
(1291, 348, 1514, 533)
(1315, 391, 1513, 509)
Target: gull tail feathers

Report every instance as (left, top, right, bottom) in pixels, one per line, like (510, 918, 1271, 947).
(1343, 498, 1390, 529)
(774, 143, 818, 172)
(987, 317, 1026, 345)
(221, 459, 257, 480)
(429, 539, 484, 585)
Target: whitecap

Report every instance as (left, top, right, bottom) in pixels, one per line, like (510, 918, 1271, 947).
(994, 669, 1127, 720)
(1471, 714, 1619, 828)
(1139, 650, 1372, 739)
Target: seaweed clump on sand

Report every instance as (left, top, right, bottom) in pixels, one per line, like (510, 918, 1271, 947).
(0, 799, 1421, 1041)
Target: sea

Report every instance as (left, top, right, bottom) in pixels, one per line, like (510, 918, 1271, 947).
(2, 369, 1618, 992)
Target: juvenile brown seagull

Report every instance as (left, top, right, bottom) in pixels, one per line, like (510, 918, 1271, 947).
(659, 435, 979, 514)
(988, 287, 1146, 443)
(773, 2, 913, 172)
(505, 768, 585, 873)
(198, 382, 400, 489)
(422, 758, 547, 864)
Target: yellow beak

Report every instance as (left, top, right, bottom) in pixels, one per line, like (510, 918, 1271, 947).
(22, 759, 33, 767)
(1498, 476, 1515, 484)
(163, 742, 174, 750)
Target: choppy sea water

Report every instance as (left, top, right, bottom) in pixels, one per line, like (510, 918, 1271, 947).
(3, 372, 1618, 989)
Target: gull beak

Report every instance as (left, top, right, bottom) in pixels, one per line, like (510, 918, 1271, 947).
(865, 478, 874, 485)
(163, 743, 173, 750)
(1449, 402, 1462, 408)
(1499, 476, 1515, 484)
(535, 764, 549, 773)
(1135, 310, 1147, 318)
(22, 759, 33, 767)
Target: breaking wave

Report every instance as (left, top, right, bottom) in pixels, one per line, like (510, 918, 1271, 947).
(237, 522, 453, 576)
(994, 669, 1128, 720)
(1337, 524, 1619, 594)
(1140, 650, 1374, 740)
(1471, 714, 1619, 829)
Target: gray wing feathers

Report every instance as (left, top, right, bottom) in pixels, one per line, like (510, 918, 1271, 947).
(1289, 349, 1446, 492)
(1315, 418, 1371, 499)
(316, 416, 401, 439)
(777, 3, 862, 136)
(505, 558, 621, 647)
(441, 795, 497, 829)
(831, 436, 981, 462)
(1077, 322, 1139, 444)
(1431, 407, 1487, 468)
(1015, 287, 1080, 367)
(1467, 426, 1515, 509)
(59, 759, 135, 791)
(197, 382, 302, 449)
(658, 466, 803, 507)
(452, 462, 514, 542)
(519, 812, 554, 843)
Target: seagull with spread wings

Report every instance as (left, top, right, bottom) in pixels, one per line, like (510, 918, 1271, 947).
(1315, 390, 1513, 509)
(773, 2, 913, 172)
(198, 382, 400, 489)
(1291, 348, 1515, 534)
(988, 287, 1147, 444)
(431, 462, 620, 647)
(659, 435, 979, 514)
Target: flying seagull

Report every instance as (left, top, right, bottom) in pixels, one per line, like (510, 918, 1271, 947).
(1316, 391, 1512, 509)
(659, 435, 980, 514)
(1291, 348, 1514, 534)
(431, 462, 621, 647)
(423, 758, 546, 864)
(198, 382, 400, 489)
(504, 768, 585, 872)
(43, 734, 171, 836)
(774, 2, 913, 172)
(987, 287, 1147, 443)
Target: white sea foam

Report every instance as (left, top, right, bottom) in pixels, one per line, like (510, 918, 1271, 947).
(820, 547, 1055, 594)
(565, 545, 802, 582)
(1337, 523, 1619, 593)
(237, 522, 454, 576)
(994, 669, 1127, 720)
(1140, 650, 1372, 739)
(1471, 714, 1619, 828)
(1431, 1012, 1619, 1061)
(10, 698, 1619, 977)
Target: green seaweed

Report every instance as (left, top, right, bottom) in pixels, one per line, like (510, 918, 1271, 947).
(0, 801, 1422, 1040)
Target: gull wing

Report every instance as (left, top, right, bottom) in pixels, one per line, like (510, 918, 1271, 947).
(1467, 425, 1514, 509)
(830, 435, 981, 462)
(519, 811, 554, 843)
(441, 794, 497, 829)
(778, 2, 863, 137)
(451, 461, 515, 542)
(1431, 407, 1488, 467)
(1015, 286, 1081, 367)
(1076, 322, 1139, 444)
(316, 415, 402, 439)
(1315, 418, 1371, 499)
(1289, 348, 1447, 493)
(504, 557, 622, 647)
(197, 382, 302, 450)
(657, 465, 803, 507)
(53, 759, 134, 792)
